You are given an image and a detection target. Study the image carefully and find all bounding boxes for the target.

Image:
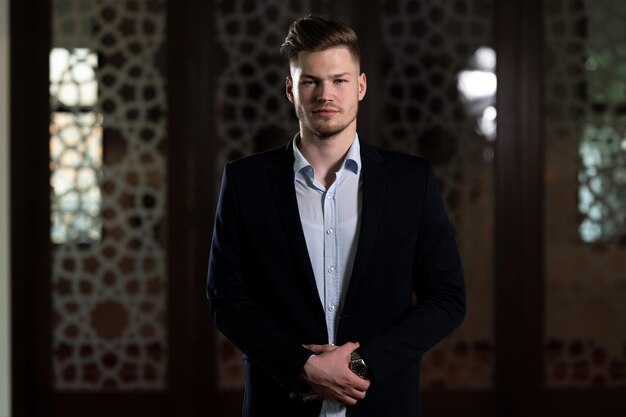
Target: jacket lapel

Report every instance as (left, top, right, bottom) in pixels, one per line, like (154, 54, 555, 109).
(343, 141, 386, 312)
(267, 139, 387, 316)
(268, 141, 322, 309)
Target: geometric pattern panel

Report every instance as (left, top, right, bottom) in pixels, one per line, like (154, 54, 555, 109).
(213, 0, 326, 390)
(544, 0, 626, 387)
(380, 0, 496, 389)
(214, 0, 313, 173)
(50, 108, 103, 244)
(51, 0, 168, 390)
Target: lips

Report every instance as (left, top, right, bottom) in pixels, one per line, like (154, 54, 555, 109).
(313, 108, 340, 116)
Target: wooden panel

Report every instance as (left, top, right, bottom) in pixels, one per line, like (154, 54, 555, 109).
(53, 393, 169, 416)
(542, 390, 626, 417)
(422, 391, 497, 417)
(494, 0, 544, 416)
(166, 0, 216, 414)
(10, 0, 52, 415)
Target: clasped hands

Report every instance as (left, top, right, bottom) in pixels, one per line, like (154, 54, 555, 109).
(293, 341, 370, 405)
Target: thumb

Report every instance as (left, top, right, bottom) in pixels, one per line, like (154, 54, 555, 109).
(307, 345, 326, 354)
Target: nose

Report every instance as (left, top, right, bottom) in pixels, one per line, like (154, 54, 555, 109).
(316, 81, 333, 102)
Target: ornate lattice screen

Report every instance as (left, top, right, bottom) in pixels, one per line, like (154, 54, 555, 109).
(544, 0, 626, 387)
(379, 0, 496, 389)
(50, 0, 168, 390)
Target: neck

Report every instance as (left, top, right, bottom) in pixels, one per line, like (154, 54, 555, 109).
(298, 125, 356, 188)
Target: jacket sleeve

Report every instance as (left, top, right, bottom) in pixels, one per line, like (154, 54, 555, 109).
(206, 164, 313, 393)
(358, 161, 466, 385)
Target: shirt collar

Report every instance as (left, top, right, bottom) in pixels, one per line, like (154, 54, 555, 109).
(292, 133, 362, 177)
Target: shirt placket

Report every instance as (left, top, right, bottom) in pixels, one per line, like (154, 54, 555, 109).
(324, 176, 342, 417)
(323, 182, 339, 345)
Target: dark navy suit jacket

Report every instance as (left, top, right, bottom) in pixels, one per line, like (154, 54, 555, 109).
(207, 139, 466, 417)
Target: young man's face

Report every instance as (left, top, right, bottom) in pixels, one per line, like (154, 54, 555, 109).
(286, 46, 367, 140)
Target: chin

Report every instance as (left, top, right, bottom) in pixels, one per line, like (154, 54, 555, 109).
(317, 129, 348, 139)
(315, 129, 341, 139)
(309, 123, 347, 139)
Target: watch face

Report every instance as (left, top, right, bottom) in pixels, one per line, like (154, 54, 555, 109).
(350, 360, 368, 379)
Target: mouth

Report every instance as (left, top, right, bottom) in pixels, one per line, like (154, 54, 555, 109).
(313, 108, 340, 117)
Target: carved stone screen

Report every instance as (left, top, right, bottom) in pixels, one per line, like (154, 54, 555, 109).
(50, 0, 168, 390)
(380, 1, 496, 389)
(544, 0, 626, 387)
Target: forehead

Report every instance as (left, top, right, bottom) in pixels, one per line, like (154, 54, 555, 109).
(290, 47, 359, 75)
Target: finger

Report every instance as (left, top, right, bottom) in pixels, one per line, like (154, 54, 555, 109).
(304, 345, 322, 354)
(308, 345, 333, 354)
(347, 387, 367, 400)
(302, 394, 322, 402)
(339, 394, 358, 406)
(304, 343, 338, 354)
(354, 377, 371, 391)
(303, 344, 325, 354)
(346, 373, 370, 391)
(340, 341, 360, 352)
(320, 344, 338, 353)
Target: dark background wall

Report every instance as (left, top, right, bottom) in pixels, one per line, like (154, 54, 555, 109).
(9, 0, 626, 416)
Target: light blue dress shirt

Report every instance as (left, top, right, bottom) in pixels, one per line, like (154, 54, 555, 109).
(293, 134, 362, 417)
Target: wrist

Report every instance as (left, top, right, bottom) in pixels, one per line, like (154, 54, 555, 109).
(349, 351, 369, 379)
(300, 354, 317, 382)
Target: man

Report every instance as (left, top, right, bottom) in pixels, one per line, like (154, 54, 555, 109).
(207, 15, 465, 417)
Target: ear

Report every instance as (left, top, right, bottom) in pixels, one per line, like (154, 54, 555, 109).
(286, 76, 294, 103)
(358, 72, 367, 101)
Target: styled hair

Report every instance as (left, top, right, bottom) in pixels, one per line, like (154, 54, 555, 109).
(280, 15, 360, 64)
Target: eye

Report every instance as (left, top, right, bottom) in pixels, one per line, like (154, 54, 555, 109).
(334, 79, 348, 84)
(301, 80, 316, 86)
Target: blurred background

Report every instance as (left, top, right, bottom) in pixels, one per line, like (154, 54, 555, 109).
(2, 0, 626, 416)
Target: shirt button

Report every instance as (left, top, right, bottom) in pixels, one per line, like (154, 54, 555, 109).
(326, 228, 334, 235)
(328, 305, 336, 312)
(327, 266, 336, 273)
(326, 193, 333, 199)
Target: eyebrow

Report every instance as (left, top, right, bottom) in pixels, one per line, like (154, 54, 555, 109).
(300, 72, 351, 80)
